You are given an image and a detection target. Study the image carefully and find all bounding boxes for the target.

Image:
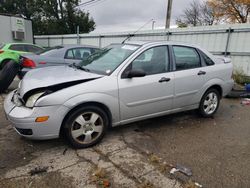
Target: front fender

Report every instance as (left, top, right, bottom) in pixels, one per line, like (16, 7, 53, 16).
(63, 93, 120, 126)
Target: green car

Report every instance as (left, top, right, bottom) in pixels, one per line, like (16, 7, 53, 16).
(0, 43, 44, 93)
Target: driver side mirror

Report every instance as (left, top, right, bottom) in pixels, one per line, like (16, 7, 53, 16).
(127, 69, 146, 78)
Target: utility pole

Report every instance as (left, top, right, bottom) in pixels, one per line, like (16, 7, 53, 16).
(165, 0, 173, 29)
(152, 20, 156, 30)
(76, 25, 80, 44)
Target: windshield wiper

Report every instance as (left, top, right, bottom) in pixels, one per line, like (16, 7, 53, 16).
(69, 63, 90, 72)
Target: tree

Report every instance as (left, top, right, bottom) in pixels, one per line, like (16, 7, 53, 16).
(176, 0, 217, 27)
(208, 0, 250, 23)
(0, 0, 96, 35)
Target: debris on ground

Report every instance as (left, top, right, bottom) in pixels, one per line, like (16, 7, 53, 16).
(183, 180, 203, 188)
(63, 148, 68, 155)
(241, 98, 250, 105)
(91, 167, 111, 188)
(138, 180, 155, 188)
(149, 154, 160, 164)
(29, 166, 48, 176)
(170, 164, 192, 176)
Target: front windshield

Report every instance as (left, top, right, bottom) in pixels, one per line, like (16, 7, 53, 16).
(79, 44, 140, 75)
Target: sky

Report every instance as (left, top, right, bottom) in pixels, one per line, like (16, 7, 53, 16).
(79, 0, 203, 33)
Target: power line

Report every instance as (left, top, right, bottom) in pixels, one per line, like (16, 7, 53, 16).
(77, 0, 105, 8)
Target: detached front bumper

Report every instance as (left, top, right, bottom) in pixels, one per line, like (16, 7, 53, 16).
(4, 90, 69, 140)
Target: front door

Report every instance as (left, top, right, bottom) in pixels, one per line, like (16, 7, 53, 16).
(118, 45, 174, 121)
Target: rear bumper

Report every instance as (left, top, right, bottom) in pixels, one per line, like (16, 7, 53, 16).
(4, 91, 69, 140)
(222, 79, 234, 97)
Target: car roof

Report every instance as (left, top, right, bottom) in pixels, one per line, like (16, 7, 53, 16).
(4, 43, 41, 46)
(60, 44, 99, 49)
(124, 40, 200, 48)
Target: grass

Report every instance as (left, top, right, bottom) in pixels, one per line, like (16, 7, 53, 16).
(233, 69, 250, 85)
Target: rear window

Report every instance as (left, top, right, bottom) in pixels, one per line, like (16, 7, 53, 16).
(9, 44, 26, 51)
(38, 46, 64, 56)
(25, 45, 44, 54)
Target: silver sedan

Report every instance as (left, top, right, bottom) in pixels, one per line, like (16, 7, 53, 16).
(4, 41, 234, 148)
(18, 44, 99, 78)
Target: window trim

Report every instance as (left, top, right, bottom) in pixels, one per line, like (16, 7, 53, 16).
(121, 45, 171, 79)
(64, 47, 92, 60)
(171, 45, 202, 72)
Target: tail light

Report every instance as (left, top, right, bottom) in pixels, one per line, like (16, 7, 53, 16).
(0, 50, 4, 54)
(22, 58, 36, 68)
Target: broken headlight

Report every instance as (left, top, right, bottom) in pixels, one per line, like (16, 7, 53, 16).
(25, 92, 45, 108)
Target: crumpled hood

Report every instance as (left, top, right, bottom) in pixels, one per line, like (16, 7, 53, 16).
(19, 66, 102, 98)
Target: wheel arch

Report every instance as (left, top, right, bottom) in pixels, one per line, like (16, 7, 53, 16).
(205, 85, 223, 98)
(60, 101, 113, 137)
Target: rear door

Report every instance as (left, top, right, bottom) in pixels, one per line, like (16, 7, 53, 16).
(172, 45, 207, 109)
(118, 45, 174, 121)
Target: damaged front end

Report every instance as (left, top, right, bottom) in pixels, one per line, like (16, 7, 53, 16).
(16, 78, 101, 108)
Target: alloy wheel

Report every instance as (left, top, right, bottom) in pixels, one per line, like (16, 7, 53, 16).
(71, 112, 104, 145)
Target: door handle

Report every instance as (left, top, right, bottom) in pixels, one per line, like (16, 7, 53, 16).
(159, 77, 171, 83)
(197, 71, 206, 75)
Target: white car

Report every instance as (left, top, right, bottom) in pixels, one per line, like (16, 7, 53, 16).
(4, 41, 234, 148)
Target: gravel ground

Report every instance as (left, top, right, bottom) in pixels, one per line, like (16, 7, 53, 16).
(0, 87, 250, 188)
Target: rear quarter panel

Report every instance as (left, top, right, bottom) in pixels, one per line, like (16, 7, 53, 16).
(197, 63, 233, 101)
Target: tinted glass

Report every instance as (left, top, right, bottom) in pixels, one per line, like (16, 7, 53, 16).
(173, 46, 201, 71)
(9, 44, 26, 52)
(0, 43, 5, 49)
(25, 45, 44, 54)
(79, 44, 139, 75)
(131, 46, 169, 75)
(65, 48, 94, 60)
(200, 51, 215, 66)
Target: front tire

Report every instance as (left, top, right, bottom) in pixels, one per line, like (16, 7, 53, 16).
(199, 89, 220, 118)
(63, 105, 109, 148)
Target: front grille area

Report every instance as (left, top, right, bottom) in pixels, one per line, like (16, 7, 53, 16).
(15, 128, 33, 136)
(12, 92, 24, 106)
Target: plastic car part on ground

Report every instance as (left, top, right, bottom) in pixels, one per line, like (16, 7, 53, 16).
(241, 98, 250, 105)
(170, 164, 193, 176)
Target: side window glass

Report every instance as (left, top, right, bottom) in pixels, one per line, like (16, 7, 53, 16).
(173, 46, 201, 71)
(200, 51, 215, 66)
(131, 46, 169, 75)
(65, 48, 92, 60)
(65, 49, 74, 59)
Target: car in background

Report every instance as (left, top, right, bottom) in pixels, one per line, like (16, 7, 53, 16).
(0, 43, 44, 92)
(4, 41, 234, 148)
(19, 44, 99, 78)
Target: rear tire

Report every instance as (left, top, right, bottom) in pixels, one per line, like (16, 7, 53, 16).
(63, 105, 109, 148)
(198, 89, 220, 118)
(0, 60, 20, 93)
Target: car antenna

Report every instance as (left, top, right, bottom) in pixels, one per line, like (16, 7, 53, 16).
(122, 19, 154, 44)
